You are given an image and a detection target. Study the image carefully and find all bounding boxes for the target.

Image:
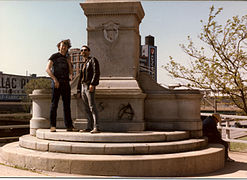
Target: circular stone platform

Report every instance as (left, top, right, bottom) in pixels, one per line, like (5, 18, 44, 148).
(35, 129, 190, 142)
(1, 142, 225, 177)
(19, 134, 207, 155)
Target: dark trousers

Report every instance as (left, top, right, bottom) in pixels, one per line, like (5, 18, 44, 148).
(49, 80, 73, 128)
(81, 83, 98, 130)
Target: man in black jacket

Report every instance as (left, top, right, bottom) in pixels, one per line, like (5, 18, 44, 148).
(77, 45, 100, 133)
(203, 113, 233, 162)
(46, 39, 78, 132)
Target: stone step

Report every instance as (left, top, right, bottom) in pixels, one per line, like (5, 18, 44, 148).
(0, 136, 19, 143)
(36, 129, 190, 143)
(19, 134, 207, 155)
(0, 125, 29, 129)
(0, 113, 31, 123)
(0, 127, 29, 138)
(1, 142, 225, 177)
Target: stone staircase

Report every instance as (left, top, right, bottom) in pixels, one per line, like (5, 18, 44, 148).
(0, 113, 30, 143)
(1, 130, 225, 177)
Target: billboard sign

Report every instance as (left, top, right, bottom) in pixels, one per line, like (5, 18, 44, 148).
(141, 45, 149, 58)
(0, 74, 32, 101)
(148, 46, 157, 81)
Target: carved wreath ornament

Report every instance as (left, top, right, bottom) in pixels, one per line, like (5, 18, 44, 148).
(103, 21, 119, 43)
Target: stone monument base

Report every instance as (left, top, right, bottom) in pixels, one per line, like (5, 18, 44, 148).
(1, 130, 225, 177)
(73, 77, 146, 132)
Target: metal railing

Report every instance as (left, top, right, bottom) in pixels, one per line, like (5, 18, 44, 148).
(201, 113, 247, 144)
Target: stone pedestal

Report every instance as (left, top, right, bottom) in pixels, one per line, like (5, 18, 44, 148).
(72, 76, 146, 132)
(79, 0, 146, 131)
(81, 0, 144, 78)
(29, 89, 51, 135)
(29, 89, 78, 135)
(96, 78, 146, 131)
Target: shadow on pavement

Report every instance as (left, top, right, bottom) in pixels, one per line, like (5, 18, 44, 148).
(198, 159, 247, 177)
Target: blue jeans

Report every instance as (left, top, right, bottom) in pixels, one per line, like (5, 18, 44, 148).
(81, 83, 98, 130)
(49, 80, 73, 128)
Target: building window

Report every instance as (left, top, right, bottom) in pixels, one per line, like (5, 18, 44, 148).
(73, 56, 76, 62)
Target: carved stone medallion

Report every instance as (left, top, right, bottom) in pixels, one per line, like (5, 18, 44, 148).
(103, 21, 119, 43)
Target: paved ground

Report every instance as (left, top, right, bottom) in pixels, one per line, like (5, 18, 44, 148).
(192, 151, 247, 178)
(0, 148, 246, 178)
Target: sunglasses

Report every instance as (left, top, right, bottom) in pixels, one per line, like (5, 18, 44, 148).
(81, 49, 88, 52)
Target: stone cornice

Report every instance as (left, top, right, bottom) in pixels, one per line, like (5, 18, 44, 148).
(80, 2, 145, 23)
(146, 93, 203, 100)
(86, 26, 140, 34)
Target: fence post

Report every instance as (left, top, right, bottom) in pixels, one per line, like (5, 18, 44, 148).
(218, 118, 222, 136)
(214, 98, 217, 113)
(225, 117, 230, 140)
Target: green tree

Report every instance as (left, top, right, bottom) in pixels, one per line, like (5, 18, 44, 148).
(21, 78, 51, 112)
(164, 6, 247, 114)
(24, 78, 51, 97)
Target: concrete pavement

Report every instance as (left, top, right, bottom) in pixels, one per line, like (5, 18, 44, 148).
(192, 151, 247, 178)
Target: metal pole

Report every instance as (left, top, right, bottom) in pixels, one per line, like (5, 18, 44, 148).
(214, 97, 217, 113)
(226, 118, 230, 140)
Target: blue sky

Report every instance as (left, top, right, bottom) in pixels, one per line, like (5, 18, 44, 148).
(1, 1, 247, 85)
